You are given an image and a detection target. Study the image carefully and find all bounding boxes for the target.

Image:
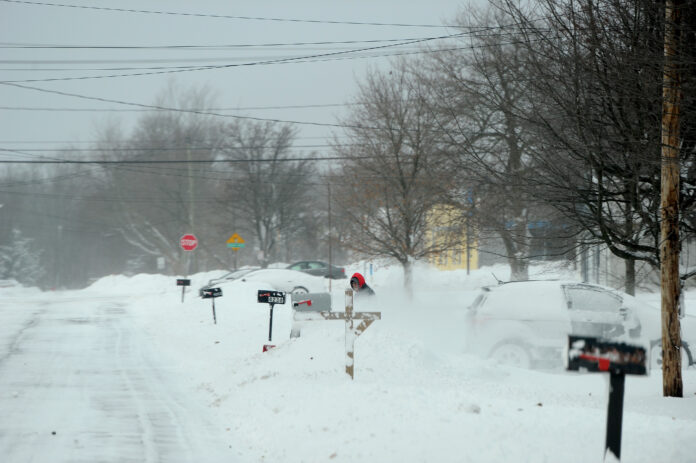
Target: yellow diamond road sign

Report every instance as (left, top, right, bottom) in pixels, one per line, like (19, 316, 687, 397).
(227, 233, 245, 249)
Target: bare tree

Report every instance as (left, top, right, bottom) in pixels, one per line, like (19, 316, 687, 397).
(333, 62, 459, 292)
(493, 0, 696, 295)
(219, 120, 317, 268)
(98, 83, 225, 275)
(421, 8, 542, 280)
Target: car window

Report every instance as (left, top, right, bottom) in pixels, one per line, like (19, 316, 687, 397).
(565, 286, 622, 313)
(289, 263, 305, 270)
(308, 262, 325, 269)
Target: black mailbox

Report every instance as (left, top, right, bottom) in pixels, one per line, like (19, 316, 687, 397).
(258, 290, 285, 305)
(201, 287, 222, 299)
(567, 335, 647, 375)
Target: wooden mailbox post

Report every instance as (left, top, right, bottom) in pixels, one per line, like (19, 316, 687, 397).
(293, 290, 381, 379)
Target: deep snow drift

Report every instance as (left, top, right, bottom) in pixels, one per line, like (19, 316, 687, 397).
(1, 261, 695, 462)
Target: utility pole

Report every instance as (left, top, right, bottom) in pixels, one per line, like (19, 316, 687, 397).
(186, 136, 197, 275)
(328, 183, 332, 292)
(660, 0, 684, 398)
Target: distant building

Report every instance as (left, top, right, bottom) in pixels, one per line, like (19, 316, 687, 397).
(426, 205, 478, 272)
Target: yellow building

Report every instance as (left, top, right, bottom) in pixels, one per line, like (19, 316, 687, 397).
(426, 205, 478, 272)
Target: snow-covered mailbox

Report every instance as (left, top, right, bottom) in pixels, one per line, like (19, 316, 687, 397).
(290, 292, 332, 338)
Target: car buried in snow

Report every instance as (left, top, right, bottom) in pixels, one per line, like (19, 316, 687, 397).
(202, 268, 328, 297)
(463, 280, 647, 369)
(198, 267, 261, 297)
(630, 300, 696, 371)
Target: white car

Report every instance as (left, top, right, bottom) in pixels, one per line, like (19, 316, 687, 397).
(232, 268, 328, 295)
(198, 267, 261, 297)
(464, 280, 645, 369)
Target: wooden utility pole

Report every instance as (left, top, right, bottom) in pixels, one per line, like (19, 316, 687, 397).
(660, 0, 684, 398)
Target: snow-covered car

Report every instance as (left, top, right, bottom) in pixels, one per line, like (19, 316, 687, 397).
(0, 279, 20, 288)
(630, 302, 696, 370)
(464, 280, 645, 369)
(210, 268, 328, 296)
(198, 267, 261, 297)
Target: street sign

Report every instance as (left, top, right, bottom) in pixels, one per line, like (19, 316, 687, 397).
(226, 233, 245, 249)
(180, 234, 198, 251)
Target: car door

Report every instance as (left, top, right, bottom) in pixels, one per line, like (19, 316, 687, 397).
(306, 261, 327, 276)
(563, 284, 626, 339)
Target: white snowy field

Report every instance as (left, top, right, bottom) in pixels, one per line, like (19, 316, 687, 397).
(1, 262, 695, 463)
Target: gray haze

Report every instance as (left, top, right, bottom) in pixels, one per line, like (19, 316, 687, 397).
(1, 0, 464, 148)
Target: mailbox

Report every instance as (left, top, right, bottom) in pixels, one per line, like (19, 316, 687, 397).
(258, 290, 286, 305)
(567, 335, 647, 375)
(201, 287, 222, 299)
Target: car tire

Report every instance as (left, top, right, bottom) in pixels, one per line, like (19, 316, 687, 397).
(489, 342, 532, 369)
(291, 286, 309, 295)
(650, 340, 693, 370)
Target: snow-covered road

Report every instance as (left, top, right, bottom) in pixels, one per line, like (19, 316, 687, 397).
(2, 266, 696, 463)
(0, 296, 234, 463)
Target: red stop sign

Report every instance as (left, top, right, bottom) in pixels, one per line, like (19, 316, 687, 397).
(180, 234, 198, 251)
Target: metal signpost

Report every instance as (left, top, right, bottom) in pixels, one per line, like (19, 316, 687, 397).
(258, 290, 286, 350)
(227, 233, 244, 269)
(567, 336, 647, 462)
(201, 287, 222, 324)
(178, 234, 197, 298)
(176, 278, 190, 303)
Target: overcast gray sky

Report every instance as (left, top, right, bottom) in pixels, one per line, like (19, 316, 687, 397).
(1, 0, 466, 157)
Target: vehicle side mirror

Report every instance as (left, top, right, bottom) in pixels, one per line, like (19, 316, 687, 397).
(619, 306, 629, 321)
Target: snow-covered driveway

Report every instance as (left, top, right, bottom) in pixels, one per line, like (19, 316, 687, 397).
(0, 295, 233, 463)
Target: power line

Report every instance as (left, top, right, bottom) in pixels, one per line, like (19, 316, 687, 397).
(0, 144, 365, 152)
(0, 82, 372, 130)
(0, 154, 375, 164)
(0, 135, 353, 143)
(0, 32, 466, 84)
(0, 37, 445, 49)
(0, 103, 356, 112)
(0, 0, 457, 27)
(0, 47, 430, 65)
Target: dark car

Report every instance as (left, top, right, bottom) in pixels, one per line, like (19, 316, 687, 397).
(286, 261, 346, 279)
